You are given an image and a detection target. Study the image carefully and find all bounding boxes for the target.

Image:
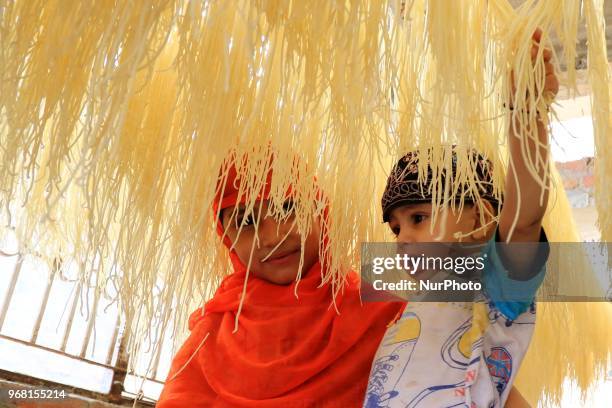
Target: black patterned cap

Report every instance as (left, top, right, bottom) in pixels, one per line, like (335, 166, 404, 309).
(381, 148, 500, 222)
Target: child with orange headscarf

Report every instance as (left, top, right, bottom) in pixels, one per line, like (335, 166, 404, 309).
(157, 158, 404, 407)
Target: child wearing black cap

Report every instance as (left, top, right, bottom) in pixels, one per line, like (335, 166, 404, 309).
(363, 29, 557, 408)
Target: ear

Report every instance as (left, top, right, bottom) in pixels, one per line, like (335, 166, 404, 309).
(471, 200, 495, 240)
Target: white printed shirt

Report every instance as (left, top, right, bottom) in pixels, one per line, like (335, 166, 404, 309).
(363, 230, 547, 408)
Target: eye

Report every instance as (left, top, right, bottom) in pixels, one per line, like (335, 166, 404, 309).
(244, 215, 255, 226)
(411, 214, 428, 225)
(234, 213, 255, 228)
(282, 200, 294, 213)
(241, 214, 255, 227)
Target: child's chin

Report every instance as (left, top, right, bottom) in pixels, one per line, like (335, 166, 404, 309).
(262, 265, 310, 285)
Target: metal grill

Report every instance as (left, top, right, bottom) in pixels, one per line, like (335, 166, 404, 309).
(0, 247, 172, 404)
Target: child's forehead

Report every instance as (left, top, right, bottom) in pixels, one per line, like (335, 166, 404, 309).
(222, 198, 293, 219)
(222, 200, 266, 215)
(388, 203, 433, 219)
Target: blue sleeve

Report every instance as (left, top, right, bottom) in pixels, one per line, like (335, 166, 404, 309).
(482, 227, 549, 321)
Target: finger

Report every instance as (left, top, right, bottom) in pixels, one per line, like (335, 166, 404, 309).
(532, 28, 543, 43)
(544, 74, 559, 96)
(544, 61, 555, 75)
(531, 45, 553, 63)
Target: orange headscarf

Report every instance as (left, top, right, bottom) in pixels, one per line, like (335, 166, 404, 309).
(157, 161, 403, 407)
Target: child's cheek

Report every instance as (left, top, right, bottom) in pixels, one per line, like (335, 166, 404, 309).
(232, 235, 258, 267)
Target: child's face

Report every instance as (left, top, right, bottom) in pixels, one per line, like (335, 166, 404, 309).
(221, 200, 321, 285)
(388, 203, 492, 243)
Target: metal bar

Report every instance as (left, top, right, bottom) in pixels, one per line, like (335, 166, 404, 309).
(79, 289, 99, 358)
(149, 330, 164, 380)
(149, 309, 173, 380)
(109, 324, 131, 403)
(120, 389, 157, 404)
(0, 333, 165, 385)
(0, 255, 24, 331)
(60, 281, 82, 352)
(106, 314, 121, 365)
(31, 259, 59, 343)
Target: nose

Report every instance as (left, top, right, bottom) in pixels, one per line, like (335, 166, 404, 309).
(396, 226, 416, 244)
(258, 216, 287, 249)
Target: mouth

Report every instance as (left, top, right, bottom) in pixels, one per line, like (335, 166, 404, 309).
(261, 248, 300, 265)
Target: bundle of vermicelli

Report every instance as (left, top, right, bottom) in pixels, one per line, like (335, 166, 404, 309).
(0, 1, 610, 405)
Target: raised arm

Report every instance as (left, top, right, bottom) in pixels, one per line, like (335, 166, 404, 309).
(499, 28, 559, 244)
